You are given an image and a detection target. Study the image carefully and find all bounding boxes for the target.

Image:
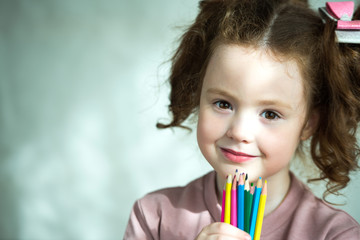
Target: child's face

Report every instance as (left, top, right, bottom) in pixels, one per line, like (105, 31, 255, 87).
(197, 44, 313, 183)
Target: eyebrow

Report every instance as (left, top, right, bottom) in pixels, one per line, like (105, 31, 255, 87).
(256, 100, 292, 110)
(206, 88, 292, 109)
(206, 88, 237, 99)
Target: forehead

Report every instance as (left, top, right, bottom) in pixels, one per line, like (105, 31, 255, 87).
(207, 44, 302, 78)
(203, 44, 307, 110)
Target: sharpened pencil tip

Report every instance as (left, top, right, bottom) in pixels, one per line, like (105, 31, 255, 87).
(227, 174, 233, 183)
(238, 172, 244, 185)
(232, 175, 237, 189)
(257, 177, 263, 188)
(262, 180, 267, 195)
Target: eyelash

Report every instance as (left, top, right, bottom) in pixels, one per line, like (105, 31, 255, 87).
(214, 100, 233, 110)
(261, 110, 281, 120)
(213, 100, 282, 120)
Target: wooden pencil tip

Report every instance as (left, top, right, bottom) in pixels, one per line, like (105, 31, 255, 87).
(235, 170, 240, 181)
(262, 180, 267, 194)
(238, 173, 244, 185)
(227, 174, 232, 183)
(232, 175, 237, 188)
(250, 184, 255, 194)
(257, 177, 263, 188)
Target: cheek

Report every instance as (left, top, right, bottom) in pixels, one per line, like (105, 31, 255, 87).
(196, 111, 211, 149)
(260, 127, 301, 166)
(197, 109, 226, 152)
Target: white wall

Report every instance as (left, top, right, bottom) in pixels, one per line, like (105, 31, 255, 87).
(0, 0, 359, 239)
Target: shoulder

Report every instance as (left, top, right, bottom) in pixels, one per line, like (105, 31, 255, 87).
(294, 177, 360, 239)
(257, 172, 360, 240)
(124, 171, 217, 239)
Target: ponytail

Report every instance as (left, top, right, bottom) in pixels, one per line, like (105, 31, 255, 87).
(309, 11, 360, 201)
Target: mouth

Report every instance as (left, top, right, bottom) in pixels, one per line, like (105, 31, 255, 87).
(220, 147, 257, 163)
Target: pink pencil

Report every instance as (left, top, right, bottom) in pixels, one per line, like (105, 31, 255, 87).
(230, 175, 237, 226)
(221, 181, 226, 222)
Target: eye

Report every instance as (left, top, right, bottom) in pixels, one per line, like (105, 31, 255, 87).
(261, 110, 280, 120)
(214, 100, 233, 110)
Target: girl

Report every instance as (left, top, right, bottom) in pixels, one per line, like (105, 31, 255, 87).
(125, 0, 360, 239)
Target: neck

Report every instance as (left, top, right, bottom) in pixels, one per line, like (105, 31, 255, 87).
(263, 169, 291, 215)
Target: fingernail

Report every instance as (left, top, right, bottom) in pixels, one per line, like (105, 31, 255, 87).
(244, 236, 251, 240)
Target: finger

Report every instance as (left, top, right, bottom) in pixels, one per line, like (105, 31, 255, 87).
(198, 222, 251, 240)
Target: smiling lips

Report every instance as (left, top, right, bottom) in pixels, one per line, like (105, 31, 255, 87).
(220, 148, 257, 163)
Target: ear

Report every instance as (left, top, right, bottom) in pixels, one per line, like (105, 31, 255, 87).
(300, 110, 319, 141)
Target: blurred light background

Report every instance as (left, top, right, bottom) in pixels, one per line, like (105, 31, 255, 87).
(0, 0, 359, 239)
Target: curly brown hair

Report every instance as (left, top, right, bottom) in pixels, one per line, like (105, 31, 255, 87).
(157, 0, 360, 200)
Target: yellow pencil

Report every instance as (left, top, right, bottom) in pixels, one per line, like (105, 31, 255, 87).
(254, 180, 267, 240)
(224, 174, 232, 224)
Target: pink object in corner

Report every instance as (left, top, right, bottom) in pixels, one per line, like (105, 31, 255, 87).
(337, 20, 360, 30)
(326, 1, 360, 30)
(326, 1, 354, 20)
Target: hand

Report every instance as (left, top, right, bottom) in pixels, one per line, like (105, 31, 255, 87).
(195, 222, 251, 240)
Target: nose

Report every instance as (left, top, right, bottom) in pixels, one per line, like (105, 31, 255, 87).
(226, 114, 255, 143)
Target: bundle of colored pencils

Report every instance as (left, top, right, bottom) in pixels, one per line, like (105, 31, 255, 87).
(221, 171, 267, 240)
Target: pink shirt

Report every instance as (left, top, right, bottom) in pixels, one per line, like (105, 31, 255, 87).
(124, 171, 360, 239)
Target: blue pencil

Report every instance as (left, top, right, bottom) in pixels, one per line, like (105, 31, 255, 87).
(249, 177, 262, 239)
(237, 173, 245, 230)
